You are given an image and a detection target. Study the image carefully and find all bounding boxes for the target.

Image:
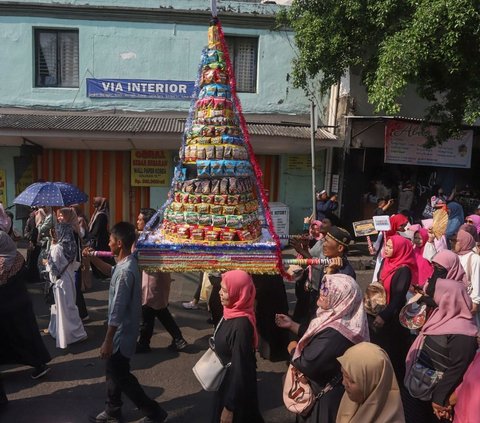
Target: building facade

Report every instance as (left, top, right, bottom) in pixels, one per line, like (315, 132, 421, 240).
(0, 0, 338, 233)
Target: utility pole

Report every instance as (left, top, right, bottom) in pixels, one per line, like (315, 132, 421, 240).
(310, 100, 316, 219)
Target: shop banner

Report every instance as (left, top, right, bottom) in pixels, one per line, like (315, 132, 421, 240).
(131, 150, 171, 187)
(0, 169, 6, 205)
(87, 78, 195, 99)
(385, 120, 473, 168)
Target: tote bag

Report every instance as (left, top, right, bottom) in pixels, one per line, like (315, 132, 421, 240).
(192, 318, 231, 391)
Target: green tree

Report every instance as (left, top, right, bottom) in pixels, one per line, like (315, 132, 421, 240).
(278, 0, 480, 144)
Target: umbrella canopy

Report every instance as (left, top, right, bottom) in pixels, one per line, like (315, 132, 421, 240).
(13, 182, 88, 207)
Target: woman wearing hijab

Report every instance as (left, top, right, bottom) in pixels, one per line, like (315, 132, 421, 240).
(47, 222, 87, 349)
(452, 351, 480, 423)
(276, 274, 369, 423)
(57, 208, 88, 321)
(370, 235, 418, 382)
(413, 228, 434, 287)
(0, 231, 51, 379)
(336, 342, 405, 423)
(211, 270, 263, 423)
(88, 197, 109, 250)
(37, 206, 55, 296)
(451, 229, 480, 325)
(405, 279, 477, 422)
(445, 201, 465, 242)
(371, 214, 409, 283)
(465, 214, 480, 237)
(88, 197, 111, 279)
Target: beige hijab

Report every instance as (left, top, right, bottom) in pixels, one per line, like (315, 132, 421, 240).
(336, 342, 405, 423)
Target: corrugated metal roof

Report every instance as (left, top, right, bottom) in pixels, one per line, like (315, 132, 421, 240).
(0, 111, 336, 140)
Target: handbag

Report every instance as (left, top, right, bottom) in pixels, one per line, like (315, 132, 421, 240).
(363, 282, 387, 316)
(404, 338, 444, 401)
(399, 293, 427, 330)
(283, 364, 341, 416)
(192, 318, 231, 392)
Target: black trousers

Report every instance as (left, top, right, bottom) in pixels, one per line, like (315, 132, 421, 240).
(74, 270, 88, 319)
(138, 305, 182, 346)
(105, 351, 162, 418)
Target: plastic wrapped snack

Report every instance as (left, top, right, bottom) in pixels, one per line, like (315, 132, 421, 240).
(205, 229, 221, 242)
(199, 214, 213, 226)
(196, 203, 210, 214)
(185, 212, 200, 225)
(226, 215, 243, 229)
(211, 179, 220, 194)
(220, 229, 236, 242)
(197, 160, 211, 178)
(215, 145, 224, 160)
(220, 178, 229, 194)
(210, 204, 223, 215)
(224, 160, 236, 176)
(191, 228, 205, 241)
(176, 225, 191, 239)
(184, 203, 196, 212)
(201, 194, 215, 204)
(210, 161, 224, 176)
(212, 215, 227, 227)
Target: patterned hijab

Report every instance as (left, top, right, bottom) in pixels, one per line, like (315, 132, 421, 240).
(55, 223, 77, 263)
(0, 231, 24, 285)
(293, 274, 369, 361)
(337, 342, 405, 423)
(0, 203, 12, 233)
(222, 270, 258, 347)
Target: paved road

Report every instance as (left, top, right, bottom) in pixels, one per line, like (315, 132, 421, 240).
(1, 265, 373, 423)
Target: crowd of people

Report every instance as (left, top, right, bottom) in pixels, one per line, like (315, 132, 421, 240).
(1, 184, 480, 423)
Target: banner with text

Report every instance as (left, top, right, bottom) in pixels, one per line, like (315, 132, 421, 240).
(131, 150, 172, 187)
(385, 120, 473, 168)
(87, 79, 195, 99)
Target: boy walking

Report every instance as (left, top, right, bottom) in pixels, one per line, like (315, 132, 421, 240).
(89, 222, 167, 423)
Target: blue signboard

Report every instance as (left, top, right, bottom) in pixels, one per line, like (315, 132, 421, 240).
(86, 78, 195, 99)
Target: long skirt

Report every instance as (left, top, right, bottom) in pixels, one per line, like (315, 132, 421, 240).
(48, 270, 87, 349)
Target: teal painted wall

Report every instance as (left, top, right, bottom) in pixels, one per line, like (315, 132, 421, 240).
(278, 151, 326, 234)
(0, 9, 310, 114)
(0, 147, 22, 231)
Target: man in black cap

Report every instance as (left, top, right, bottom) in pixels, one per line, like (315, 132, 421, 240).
(307, 226, 356, 319)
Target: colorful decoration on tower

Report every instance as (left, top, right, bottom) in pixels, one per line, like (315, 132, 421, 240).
(136, 17, 286, 276)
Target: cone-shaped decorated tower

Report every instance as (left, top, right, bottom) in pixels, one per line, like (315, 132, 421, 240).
(137, 18, 285, 276)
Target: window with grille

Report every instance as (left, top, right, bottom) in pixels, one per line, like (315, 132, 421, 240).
(34, 29, 79, 88)
(225, 36, 258, 93)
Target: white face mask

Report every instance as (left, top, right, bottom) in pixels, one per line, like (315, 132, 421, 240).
(79, 227, 85, 239)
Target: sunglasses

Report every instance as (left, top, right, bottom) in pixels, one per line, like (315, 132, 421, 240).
(466, 220, 474, 224)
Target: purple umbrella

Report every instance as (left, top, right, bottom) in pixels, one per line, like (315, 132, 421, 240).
(13, 182, 88, 207)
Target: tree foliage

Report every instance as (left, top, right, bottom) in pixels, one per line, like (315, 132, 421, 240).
(277, 0, 480, 144)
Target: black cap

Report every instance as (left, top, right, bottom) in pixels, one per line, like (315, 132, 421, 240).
(326, 226, 352, 247)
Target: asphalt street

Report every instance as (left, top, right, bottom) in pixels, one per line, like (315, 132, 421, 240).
(1, 261, 373, 423)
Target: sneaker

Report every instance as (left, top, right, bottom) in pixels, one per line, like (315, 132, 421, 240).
(89, 410, 122, 423)
(141, 408, 168, 423)
(169, 338, 187, 351)
(136, 343, 151, 354)
(182, 301, 198, 310)
(31, 364, 50, 380)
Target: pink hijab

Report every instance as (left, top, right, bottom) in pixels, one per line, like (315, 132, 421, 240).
(406, 279, 477, 376)
(380, 235, 418, 303)
(453, 352, 480, 423)
(222, 270, 258, 347)
(431, 250, 466, 282)
(466, 214, 480, 234)
(456, 229, 477, 256)
(385, 214, 409, 240)
(293, 274, 369, 361)
(413, 228, 433, 287)
(309, 220, 323, 241)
